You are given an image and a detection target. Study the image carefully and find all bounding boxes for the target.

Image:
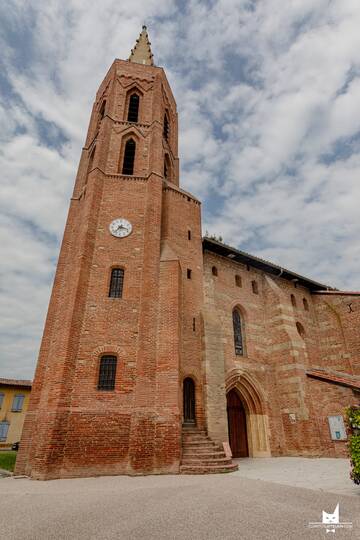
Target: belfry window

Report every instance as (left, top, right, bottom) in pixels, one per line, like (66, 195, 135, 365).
(127, 93, 139, 123)
(109, 268, 124, 298)
(163, 113, 169, 141)
(122, 139, 136, 175)
(233, 308, 244, 356)
(98, 355, 117, 391)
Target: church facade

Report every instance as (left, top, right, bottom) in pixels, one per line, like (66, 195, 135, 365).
(16, 28, 360, 479)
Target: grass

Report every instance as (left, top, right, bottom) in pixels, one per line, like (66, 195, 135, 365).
(0, 451, 17, 472)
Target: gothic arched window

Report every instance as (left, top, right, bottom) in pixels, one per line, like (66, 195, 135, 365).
(122, 138, 136, 175)
(233, 308, 244, 356)
(127, 93, 139, 123)
(98, 355, 117, 390)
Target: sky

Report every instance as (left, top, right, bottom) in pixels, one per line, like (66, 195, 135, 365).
(1, 0, 360, 379)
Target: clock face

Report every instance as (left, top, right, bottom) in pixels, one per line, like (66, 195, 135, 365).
(109, 218, 132, 238)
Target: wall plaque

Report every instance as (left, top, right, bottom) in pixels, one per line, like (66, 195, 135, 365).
(328, 415, 347, 441)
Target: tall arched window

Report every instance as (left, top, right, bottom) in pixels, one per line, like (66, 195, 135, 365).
(233, 308, 244, 356)
(163, 112, 169, 141)
(98, 355, 117, 390)
(122, 139, 136, 175)
(127, 93, 139, 122)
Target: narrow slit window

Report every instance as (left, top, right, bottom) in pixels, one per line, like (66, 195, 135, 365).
(212, 266, 218, 276)
(163, 113, 169, 141)
(127, 93, 139, 123)
(235, 275, 242, 287)
(122, 139, 136, 175)
(233, 309, 244, 356)
(252, 280, 259, 294)
(291, 294, 297, 307)
(188, 230, 192, 240)
(96, 100, 106, 132)
(98, 355, 117, 391)
(303, 298, 309, 311)
(187, 269, 192, 279)
(192, 317, 196, 332)
(109, 268, 124, 298)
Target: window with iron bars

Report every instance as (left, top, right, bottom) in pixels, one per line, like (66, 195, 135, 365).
(109, 268, 124, 298)
(98, 356, 117, 391)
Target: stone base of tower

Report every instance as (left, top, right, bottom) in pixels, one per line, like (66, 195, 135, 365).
(15, 411, 181, 480)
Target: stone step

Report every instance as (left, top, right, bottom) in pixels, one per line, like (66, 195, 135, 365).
(183, 440, 217, 447)
(183, 446, 222, 454)
(181, 457, 231, 466)
(180, 463, 238, 474)
(182, 450, 226, 459)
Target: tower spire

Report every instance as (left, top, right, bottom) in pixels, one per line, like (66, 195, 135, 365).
(129, 25, 154, 66)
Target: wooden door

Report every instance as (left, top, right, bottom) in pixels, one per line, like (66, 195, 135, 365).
(227, 389, 248, 457)
(183, 378, 195, 423)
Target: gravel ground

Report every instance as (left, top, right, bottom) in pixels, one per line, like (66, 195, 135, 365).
(0, 458, 359, 539)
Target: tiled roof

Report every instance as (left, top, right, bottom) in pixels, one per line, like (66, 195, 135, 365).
(203, 237, 331, 291)
(306, 369, 360, 391)
(0, 378, 32, 388)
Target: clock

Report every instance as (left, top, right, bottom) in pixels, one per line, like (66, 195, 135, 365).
(109, 218, 132, 238)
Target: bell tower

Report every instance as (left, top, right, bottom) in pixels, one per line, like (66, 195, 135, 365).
(15, 27, 205, 479)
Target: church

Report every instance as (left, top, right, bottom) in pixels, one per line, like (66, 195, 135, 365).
(16, 28, 360, 479)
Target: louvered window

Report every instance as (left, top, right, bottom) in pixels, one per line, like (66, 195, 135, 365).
(98, 356, 117, 391)
(109, 268, 124, 298)
(127, 94, 139, 122)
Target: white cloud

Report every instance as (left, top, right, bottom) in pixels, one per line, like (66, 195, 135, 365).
(0, 0, 360, 378)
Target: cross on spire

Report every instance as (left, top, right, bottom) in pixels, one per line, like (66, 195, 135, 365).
(129, 25, 154, 66)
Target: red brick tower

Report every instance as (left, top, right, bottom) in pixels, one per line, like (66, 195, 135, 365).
(15, 27, 204, 479)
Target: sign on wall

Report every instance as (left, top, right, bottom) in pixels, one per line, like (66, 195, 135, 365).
(328, 415, 347, 441)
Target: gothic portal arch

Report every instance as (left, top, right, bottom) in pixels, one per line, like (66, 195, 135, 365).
(225, 369, 271, 457)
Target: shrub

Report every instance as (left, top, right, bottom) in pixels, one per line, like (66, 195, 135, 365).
(345, 406, 360, 485)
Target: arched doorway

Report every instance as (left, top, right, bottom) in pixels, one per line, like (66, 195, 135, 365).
(183, 378, 195, 424)
(227, 388, 249, 457)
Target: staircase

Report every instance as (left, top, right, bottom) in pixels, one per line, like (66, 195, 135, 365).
(180, 425, 238, 474)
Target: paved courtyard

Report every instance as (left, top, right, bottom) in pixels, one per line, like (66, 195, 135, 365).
(0, 458, 359, 539)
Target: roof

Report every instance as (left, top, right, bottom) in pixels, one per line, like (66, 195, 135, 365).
(202, 237, 331, 292)
(0, 378, 32, 389)
(306, 369, 360, 391)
